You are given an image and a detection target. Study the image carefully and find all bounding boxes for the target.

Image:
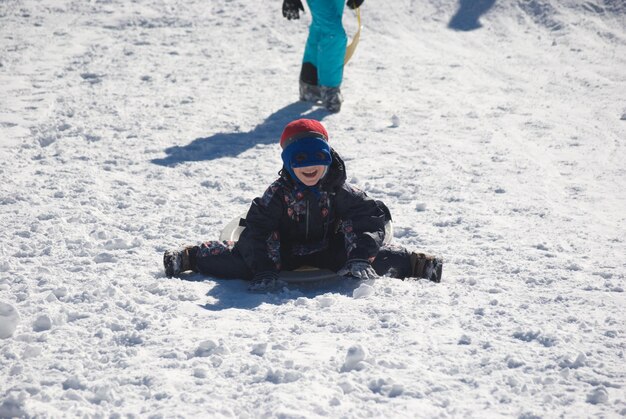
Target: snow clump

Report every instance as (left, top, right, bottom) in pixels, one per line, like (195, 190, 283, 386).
(33, 314, 52, 332)
(0, 301, 19, 339)
(353, 283, 375, 299)
(341, 344, 368, 372)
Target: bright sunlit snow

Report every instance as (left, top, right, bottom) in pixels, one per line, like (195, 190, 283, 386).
(1, 0, 625, 417)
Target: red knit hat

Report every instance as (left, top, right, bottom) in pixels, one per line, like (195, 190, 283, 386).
(280, 119, 329, 149)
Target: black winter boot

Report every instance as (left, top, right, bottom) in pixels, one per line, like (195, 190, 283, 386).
(320, 86, 343, 113)
(163, 246, 194, 277)
(410, 252, 443, 283)
(299, 62, 320, 102)
(299, 80, 321, 102)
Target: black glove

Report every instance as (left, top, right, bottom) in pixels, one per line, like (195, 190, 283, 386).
(346, 0, 364, 10)
(283, 0, 304, 20)
(248, 271, 284, 292)
(337, 259, 379, 279)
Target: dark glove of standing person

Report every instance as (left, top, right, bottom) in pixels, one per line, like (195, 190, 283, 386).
(346, 0, 364, 10)
(283, 0, 304, 20)
(337, 259, 379, 279)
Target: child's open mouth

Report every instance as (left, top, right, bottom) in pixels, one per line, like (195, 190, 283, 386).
(302, 169, 319, 178)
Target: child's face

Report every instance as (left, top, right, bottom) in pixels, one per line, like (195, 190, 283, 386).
(293, 165, 327, 186)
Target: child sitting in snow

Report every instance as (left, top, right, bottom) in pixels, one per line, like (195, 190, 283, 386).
(163, 119, 442, 291)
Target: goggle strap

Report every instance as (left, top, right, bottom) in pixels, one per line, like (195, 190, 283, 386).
(281, 132, 328, 149)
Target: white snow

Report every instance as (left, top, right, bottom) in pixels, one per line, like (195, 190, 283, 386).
(1, 0, 626, 417)
(0, 302, 19, 339)
(342, 344, 368, 372)
(352, 283, 375, 299)
(32, 314, 52, 332)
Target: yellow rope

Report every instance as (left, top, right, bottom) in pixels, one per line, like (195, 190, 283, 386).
(344, 7, 362, 65)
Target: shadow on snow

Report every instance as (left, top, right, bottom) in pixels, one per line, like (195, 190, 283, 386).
(179, 273, 366, 310)
(152, 101, 329, 166)
(448, 0, 496, 31)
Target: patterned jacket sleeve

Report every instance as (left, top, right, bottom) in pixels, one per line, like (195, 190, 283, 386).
(334, 183, 386, 261)
(237, 181, 284, 274)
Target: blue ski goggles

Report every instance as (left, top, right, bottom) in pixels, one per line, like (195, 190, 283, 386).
(281, 137, 332, 169)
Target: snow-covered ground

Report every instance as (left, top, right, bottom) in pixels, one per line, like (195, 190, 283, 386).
(1, 0, 625, 417)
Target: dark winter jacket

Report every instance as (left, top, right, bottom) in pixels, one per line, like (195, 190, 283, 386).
(236, 148, 387, 274)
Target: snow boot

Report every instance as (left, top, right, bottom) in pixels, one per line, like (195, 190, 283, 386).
(163, 246, 193, 277)
(299, 80, 321, 102)
(320, 86, 343, 113)
(410, 252, 443, 283)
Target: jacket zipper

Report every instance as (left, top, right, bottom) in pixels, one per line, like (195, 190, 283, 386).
(323, 198, 330, 241)
(305, 200, 310, 240)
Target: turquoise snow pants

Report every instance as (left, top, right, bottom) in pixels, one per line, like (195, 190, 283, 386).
(302, 0, 347, 88)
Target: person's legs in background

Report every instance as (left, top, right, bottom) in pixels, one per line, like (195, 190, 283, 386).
(300, 0, 346, 112)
